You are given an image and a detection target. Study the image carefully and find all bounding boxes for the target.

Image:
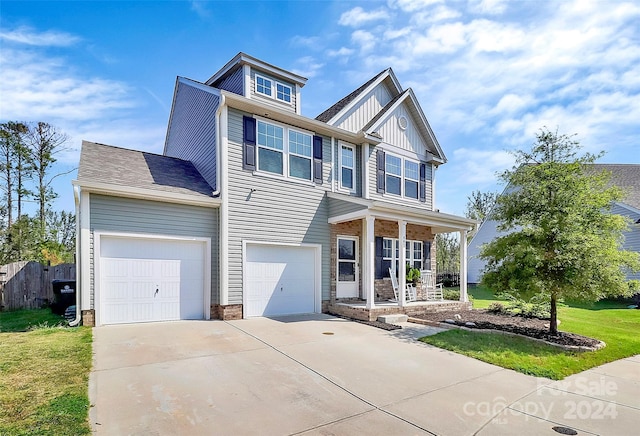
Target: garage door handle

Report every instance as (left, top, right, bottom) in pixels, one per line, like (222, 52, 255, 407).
(154, 288, 159, 297)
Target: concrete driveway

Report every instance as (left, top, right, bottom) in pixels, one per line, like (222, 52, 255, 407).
(91, 314, 639, 435)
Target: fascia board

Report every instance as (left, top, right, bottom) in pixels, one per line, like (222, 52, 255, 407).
(72, 180, 221, 208)
(326, 70, 393, 125)
(222, 91, 370, 144)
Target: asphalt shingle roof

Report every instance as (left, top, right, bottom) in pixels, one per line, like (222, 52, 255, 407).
(589, 164, 640, 210)
(315, 70, 388, 123)
(77, 141, 215, 199)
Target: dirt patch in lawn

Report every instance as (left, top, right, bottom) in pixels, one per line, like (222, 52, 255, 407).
(412, 309, 602, 349)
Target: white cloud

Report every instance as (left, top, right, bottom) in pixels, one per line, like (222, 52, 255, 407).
(451, 148, 515, 184)
(339, 7, 389, 27)
(468, 0, 508, 15)
(351, 30, 377, 53)
(388, 0, 443, 13)
(290, 35, 323, 49)
(190, 1, 212, 18)
(0, 26, 80, 46)
(291, 56, 324, 78)
(326, 47, 355, 57)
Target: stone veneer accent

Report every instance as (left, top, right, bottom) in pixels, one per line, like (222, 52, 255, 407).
(327, 301, 472, 322)
(211, 304, 243, 320)
(81, 309, 95, 326)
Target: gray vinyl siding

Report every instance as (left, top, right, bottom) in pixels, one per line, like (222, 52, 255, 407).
(227, 108, 331, 304)
(250, 68, 297, 112)
(328, 197, 367, 218)
(612, 203, 640, 281)
(165, 80, 219, 191)
(367, 145, 434, 210)
(89, 194, 219, 307)
(216, 66, 244, 95)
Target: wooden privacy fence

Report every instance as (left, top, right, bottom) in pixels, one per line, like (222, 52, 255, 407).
(0, 261, 76, 311)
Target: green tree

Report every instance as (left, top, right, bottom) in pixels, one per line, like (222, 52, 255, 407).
(436, 232, 459, 273)
(465, 190, 497, 239)
(480, 128, 640, 334)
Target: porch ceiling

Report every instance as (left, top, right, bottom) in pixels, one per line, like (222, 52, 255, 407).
(327, 192, 477, 233)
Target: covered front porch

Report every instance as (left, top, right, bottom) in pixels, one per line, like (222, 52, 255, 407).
(327, 193, 477, 321)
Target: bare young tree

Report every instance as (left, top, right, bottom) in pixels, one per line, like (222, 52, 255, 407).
(25, 122, 70, 232)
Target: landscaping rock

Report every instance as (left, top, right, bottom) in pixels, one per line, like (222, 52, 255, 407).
(454, 314, 462, 320)
(465, 322, 477, 327)
(444, 319, 456, 324)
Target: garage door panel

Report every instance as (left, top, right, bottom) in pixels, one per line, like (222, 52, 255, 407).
(245, 244, 316, 317)
(99, 237, 206, 325)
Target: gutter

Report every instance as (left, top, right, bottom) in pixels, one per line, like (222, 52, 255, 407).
(68, 184, 82, 327)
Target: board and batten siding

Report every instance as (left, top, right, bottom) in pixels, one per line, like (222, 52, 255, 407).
(376, 104, 432, 157)
(88, 194, 219, 307)
(165, 79, 220, 191)
(249, 68, 297, 112)
(226, 108, 331, 305)
(216, 66, 244, 95)
(335, 84, 393, 133)
(367, 145, 434, 210)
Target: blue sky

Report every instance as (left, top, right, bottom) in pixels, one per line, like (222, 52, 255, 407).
(1, 0, 638, 217)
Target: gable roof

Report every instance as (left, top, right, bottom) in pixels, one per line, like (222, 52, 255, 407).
(315, 69, 403, 124)
(77, 141, 216, 203)
(362, 88, 447, 163)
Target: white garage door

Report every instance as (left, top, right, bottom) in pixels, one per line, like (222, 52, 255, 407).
(99, 236, 206, 325)
(245, 244, 317, 317)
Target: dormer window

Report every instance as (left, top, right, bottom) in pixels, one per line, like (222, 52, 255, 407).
(256, 75, 272, 97)
(255, 73, 293, 104)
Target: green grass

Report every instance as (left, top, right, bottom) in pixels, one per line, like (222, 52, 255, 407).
(421, 286, 640, 379)
(0, 309, 92, 435)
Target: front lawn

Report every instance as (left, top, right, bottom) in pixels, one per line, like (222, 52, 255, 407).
(0, 309, 92, 435)
(420, 286, 640, 379)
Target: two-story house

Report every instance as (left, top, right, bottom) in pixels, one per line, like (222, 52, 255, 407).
(73, 53, 476, 326)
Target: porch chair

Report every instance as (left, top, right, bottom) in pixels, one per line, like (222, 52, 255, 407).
(421, 270, 444, 301)
(389, 268, 418, 302)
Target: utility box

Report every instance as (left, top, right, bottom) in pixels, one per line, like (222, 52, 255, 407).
(51, 279, 76, 315)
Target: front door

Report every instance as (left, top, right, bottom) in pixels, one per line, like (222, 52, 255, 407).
(336, 236, 359, 298)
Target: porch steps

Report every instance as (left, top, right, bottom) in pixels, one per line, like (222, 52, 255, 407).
(377, 314, 408, 324)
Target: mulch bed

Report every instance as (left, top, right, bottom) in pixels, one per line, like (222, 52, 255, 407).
(413, 309, 601, 348)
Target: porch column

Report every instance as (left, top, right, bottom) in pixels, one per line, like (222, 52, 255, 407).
(459, 230, 469, 302)
(364, 216, 376, 309)
(398, 220, 407, 307)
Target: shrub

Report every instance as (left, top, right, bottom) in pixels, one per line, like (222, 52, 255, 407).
(442, 289, 474, 302)
(487, 302, 506, 314)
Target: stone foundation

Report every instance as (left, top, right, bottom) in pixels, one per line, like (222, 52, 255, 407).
(327, 301, 472, 322)
(81, 309, 95, 326)
(211, 304, 243, 320)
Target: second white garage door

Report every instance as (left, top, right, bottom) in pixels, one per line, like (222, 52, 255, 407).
(99, 236, 208, 325)
(244, 244, 317, 317)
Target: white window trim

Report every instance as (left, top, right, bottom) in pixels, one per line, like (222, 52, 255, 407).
(383, 237, 425, 270)
(255, 74, 273, 98)
(254, 116, 316, 184)
(383, 152, 421, 201)
(338, 142, 356, 193)
(288, 127, 313, 180)
(255, 73, 293, 104)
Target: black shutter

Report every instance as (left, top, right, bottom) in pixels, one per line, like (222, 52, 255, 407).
(375, 237, 383, 279)
(313, 135, 323, 184)
(419, 163, 426, 202)
(242, 116, 256, 171)
(376, 149, 385, 193)
(423, 241, 432, 269)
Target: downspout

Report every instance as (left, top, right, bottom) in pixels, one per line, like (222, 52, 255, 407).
(68, 184, 82, 327)
(211, 92, 225, 197)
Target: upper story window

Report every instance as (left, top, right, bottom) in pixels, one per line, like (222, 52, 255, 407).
(288, 130, 312, 180)
(257, 121, 284, 174)
(255, 73, 293, 104)
(256, 75, 272, 97)
(244, 117, 322, 184)
(385, 154, 402, 196)
(340, 144, 355, 191)
(276, 83, 292, 103)
(404, 160, 419, 199)
(377, 150, 425, 202)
